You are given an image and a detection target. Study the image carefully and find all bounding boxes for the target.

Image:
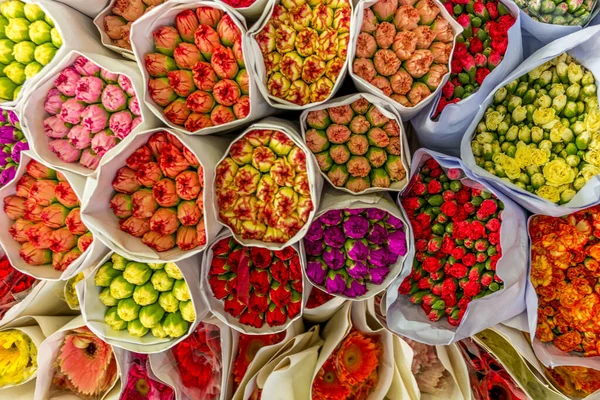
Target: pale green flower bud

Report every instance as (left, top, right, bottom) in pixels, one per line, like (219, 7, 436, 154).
(127, 319, 149, 337)
(172, 280, 190, 302)
(163, 311, 189, 338)
(50, 27, 61, 48)
(158, 291, 179, 313)
(99, 287, 118, 307)
(105, 306, 127, 330)
(4, 61, 25, 85)
(33, 42, 56, 66)
(1, 1, 25, 19)
(0, 39, 14, 64)
(28, 20, 50, 44)
(139, 303, 165, 329)
(179, 300, 195, 322)
(0, 77, 16, 100)
(117, 298, 141, 322)
(164, 262, 183, 280)
(13, 41, 35, 64)
(23, 3, 44, 22)
(5, 18, 29, 42)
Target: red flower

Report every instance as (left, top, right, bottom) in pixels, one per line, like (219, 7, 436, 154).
(270, 259, 289, 284)
(427, 180, 442, 194)
(441, 236, 456, 254)
(498, 15, 516, 34)
(453, 221, 470, 240)
(441, 278, 457, 294)
(469, 37, 483, 55)
(475, 53, 487, 68)
(451, 57, 463, 74)
(213, 237, 233, 256)
(399, 278, 412, 294)
(288, 255, 302, 281)
(463, 281, 482, 298)
(287, 300, 301, 319)
(456, 13, 471, 28)
(273, 247, 296, 260)
(423, 257, 442, 273)
(442, 292, 457, 307)
(429, 167, 442, 178)
(486, 1, 499, 19)
(266, 306, 287, 327)
(440, 201, 458, 217)
(463, 202, 476, 214)
(210, 256, 228, 275)
(462, 54, 476, 72)
(491, 37, 508, 55)
(489, 232, 500, 246)
(468, 221, 486, 240)
(455, 189, 471, 204)
(248, 293, 270, 313)
(416, 212, 432, 229)
(250, 247, 272, 269)
(458, 297, 470, 310)
(451, 246, 466, 260)
(454, 42, 468, 56)
(239, 309, 264, 328)
(416, 239, 428, 252)
(474, 67, 491, 85)
(209, 276, 229, 299)
(250, 269, 271, 295)
(227, 249, 243, 272)
(462, 253, 476, 267)
(291, 280, 303, 293)
(488, 50, 503, 68)
(448, 263, 468, 279)
(269, 284, 291, 308)
(403, 197, 423, 211)
(225, 296, 246, 317)
(442, 82, 455, 99)
(486, 218, 502, 232)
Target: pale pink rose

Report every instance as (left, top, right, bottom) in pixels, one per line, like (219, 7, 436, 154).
(67, 125, 92, 149)
(109, 111, 134, 139)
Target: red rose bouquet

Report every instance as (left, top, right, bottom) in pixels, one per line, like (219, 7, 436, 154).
(434, 0, 517, 117)
(0, 254, 37, 320)
(207, 234, 303, 332)
(399, 156, 504, 326)
(232, 332, 286, 392)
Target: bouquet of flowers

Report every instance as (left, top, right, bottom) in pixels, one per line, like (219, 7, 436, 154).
(515, 0, 596, 26)
(351, 0, 457, 112)
(232, 332, 286, 392)
(0, 254, 37, 320)
(306, 286, 335, 310)
(215, 121, 320, 246)
(251, 0, 352, 107)
(120, 352, 175, 400)
(434, 0, 517, 117)
(141, 5, 251, 132)
(302, 94, 409, 193)
(0, 328, 37, 388)
(63, 272, 84, 310)
(0, 109, 27, 187)
(544, 365, 600, 398)
(206, 233, 304, 332)
(0, 0, 62, 101)
(404, 338, 455, 395)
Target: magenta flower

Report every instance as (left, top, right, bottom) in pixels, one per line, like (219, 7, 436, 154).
(81, 104, 109, 133)
(368, 246, 391, 268)
(344, 280, 367, 297)
(305, 222, 323, 242)
(320, 210, 343, 226)
(346, 261, 368, 280)
(325, 272, 346, 294)
(387, 230, 407, 256)
(344, 208, 364, 216)
(304, 240, 324, 257)
(369, 266, 390, 285)
(323, 246, 345, 270)
(345, 239, 369, 261)
(343, 215, 369, 239)
(118, 74, 136, 96)
(365, 208, 387, 220)
(366, 222, 388, 245)
(323, 225, 344, 248)
(384, 214, 404, 229)
(306, 260, 327, 285)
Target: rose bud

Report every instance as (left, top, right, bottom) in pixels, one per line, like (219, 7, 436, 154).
(175, 10, 199, 43)
(196, 7, 223, 28)
(26, 222, 53, 249)
(9, 218, 33, 243)
(295, 28, 317, 58)
(194, 25, 221, 60)
(132, 189, 158, 219)
(65, 208, 88, 236)
(374, 22, 395, 50)
(24, 198, 44, 222)
(104, 15, 127, 40)
(110, 193, 133, 218)
(152, 178, 179, 207)
(217, 14, 241, 47)
(267, 72, 291, 99)
(43, 116, 69, 139)
(72, 56, 100, 77)
(113, 166, 141, 194)
(215, 157, 239, 189)
(145, 53, 177, 78)
(394, 4, 419, 30)
(173, 43, 202, 71)
(256, 23, 276, 55)
(54, 67, 81, 97)
(353, 58, 376, 82)
(91, 130, 118, 157)
(44, 88, 66, 115)
(175, 225, 198, 251)
(49, 228, 78, 252)
(182, 91, 214, 116)
(78, 231, 93, 253)
(165, 98, 192, 126)
(182, 114, 207, 135)
(41, 203, 69, 228)
(20, 242, 51, 266)
(149, 207, 180, 236)
(81, 104, 109, 134)
(120, 216, 150, 237)
(142, 231, 176, 252)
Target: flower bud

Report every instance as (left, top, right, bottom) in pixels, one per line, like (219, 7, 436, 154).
(3, 194, 25, 220)
(175, 10, 199, 43)
(139, 303, 164, 329)
(20, 241, 51, 265)
(9, 218, 32, 243)
(12, 41, 35, 64)
(24, 3, 44, 21)
(117, 297, 141, 322)
(95, 262, 121, 287)
(158, 291, 179, 313)
(122, 261, 152, 286)
(144, 53, 177, 78)
(213, 79, 240, 106)
(164, 98, 191, 126)
(195, 7, 223, 28)
(101, 84, 126, 112)
(99, 287, 118, 307)
(153, 26, 182, 57)
(64, 208, 87, 236)
(136, 162, 163, 188)
(148, 77, 177, 107)
(41, 203, 69, 228)
(29, 20, 51, 45)
(33, 42, 56, 66)
(142, 230, 176, 252)
(80, 104, 109, 134)
(108, 111, 132, 140)
(105, 306, 127, 330)
(4, 61, 25, 85)
(77, 231, 93, 253)
(131, 189, 158, 219)
(90, 130, 118, 158)
(210, 104, 236, 126)
(109, 275, 135, 299)
(162, 311, 189, 338)
(173, 42, 202, 70)
(211, 46, 238, 80)
(77, 148, 99, 170)
(194, 25, 221, 60)
(167, 70, 195, 98)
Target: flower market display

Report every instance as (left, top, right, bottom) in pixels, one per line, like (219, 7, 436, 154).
(353, 0, 455, 108)
(0, 254, 37, 319)
(0, 108, 26, 187)
(109, 130, 207, 252)
(121, 353, 175, 400)
(232, 332, 286, 391)
(253, 0, 352, 106)
(404, 337, 454, 395)
(304, 97, 407, 192)
(207, 235, 303, 330)
(42, 55, 142, 170)
(312, 329, 382, 399)
(170, 321, 222, 399)
(0, 0, 62, 101)
(96, 253, 195, 339)
(102, 0, 167, 52)
(434, 0, 516, 117)
(215, 127, 315, 244)
(143, 6, 250, 132)
(399, 158, 504, 325)
(469, 53, 600, 205)
(304, 207, 407, 298)
(514, 0, 596, 26)
(50, 327, 118, 398)
(3, 160, 92, 270)
(0, 328, 37, 387)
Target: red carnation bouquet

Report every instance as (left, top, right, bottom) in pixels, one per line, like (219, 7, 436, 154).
(0, 254, 37, 320)
(206, 233, 304, 333)
(434, 0, 517, 117)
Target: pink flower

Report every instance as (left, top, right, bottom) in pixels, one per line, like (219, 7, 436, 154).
(141, 231, 175, 252)
(79, 149, 101, 170)
(101, 84, 127, 112)
(81, 105, 109, 133)
(49, 139, 82, 163)
(128, 96, 141, 117)
(120, 216, 150, 237)
(67, 125, 92, 149)
(91, 130, 118, 157)
(54, 67, 81, 96)
(44, 88, 66, 115)
(43, 116, 70, 139)
(75, 76, 105, 104)
(149, 77, 177, 107)
(59, 99, 86, 125)
(109, 111, 133, 139)
(20, 242, 51, 266)
(74, 56, 101, 77)
(118, 74, 136, 96)
(131, 117, 143, 131)
(100, 68, 119, 83)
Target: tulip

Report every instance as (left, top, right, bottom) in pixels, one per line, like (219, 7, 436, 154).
(19, 242, 51, 265)
(110, 193, 133, 218)
(113, 166, 141, 194)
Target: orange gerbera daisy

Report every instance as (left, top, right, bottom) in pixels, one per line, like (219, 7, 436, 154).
(313, 359, 352, 400)
(348, 370, 379, 400)
(232, 332, 286, 389)
(335, 331, 381, 386)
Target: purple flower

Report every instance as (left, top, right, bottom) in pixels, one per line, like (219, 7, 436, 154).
(0, 126, 21, 144)
(345, 239, 369, 262)
(388, 230, 407, 256)
(320, 210, 343, 226)
(304, 240, 324, 257)
(365, 208, 387, 220)
(305, 222, 324, 242)
(11, 140, 28, 163)
(385, 214, 404, 229)
(7, 111, 18, 127)
(368, 246, 391, 268)
(306, 260, 327, 285)
(344, 208, 364, 216)
(344, 280, 367, 298)
(343, 215, 369, 239)
(366, 222, 388, 245)
(325, 272, 346, 294)
(0, 153, 10, 167)
(369, 266, 390, 285)
(324, 226, 344, 248)
(323, 246, 345, 270)
(0, 165, 16, 185)
(346, 261, 368, 280)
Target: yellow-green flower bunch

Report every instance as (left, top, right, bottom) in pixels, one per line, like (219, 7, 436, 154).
(0, 329, 37, 387)
(470, 53, 600, 204)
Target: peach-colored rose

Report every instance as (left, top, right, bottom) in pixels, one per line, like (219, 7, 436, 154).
(186, 110, 212, 131)
(211, 105, 236, 126)
(55, 181, 79, 209)
(372, 0, 398, 22)
(26, 223, 53, 249)
(52, 251, 65, 271)
(113, 166, 141, 194)
(26, 161, 56, 180)
(212, 46, 239, 80)
(213, 80, 241, 107)
(165, 98, 192, 126)
(217, 14, 241, 47)
(61, 248, 82, 270)
(142, 231, 176, 252)
(120, 216, 151, 237)
(78, 232, 93, 253)
(374, 49, 401, 77)
(423, 63, 448, 90)
(153, 178, 180, 207)
(110, 193, 133, 218)
(147, 131, 169, 157)
(375, 22, 396, 49)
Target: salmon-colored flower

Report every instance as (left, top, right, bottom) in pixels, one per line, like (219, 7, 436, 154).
(9, 218, 34, 243)
(176, 225, 199, 251)
(3, 195, 26, 220)
(24, 199, 44, 222)
(176, 170, 201, 200)
(213, 80, 241, 107)
(131, 189, 158, 219)
(30, 180, 58, 207)
(194, 25, 222, 59)
(158, 143, 190, 179)
(65, 208, 88, 235)
(16, 174, 36, 198)
(153, 178, 180, 207)
(196, 7, 223, 28)
(26, 222, 53, 249)
(113, 166, 141, 194)
(233, 95, 250, 120)
(177, 201, 202, 226)
(120, 216, 151, 237)
(50, 228, 78, 252)
(165, 98, 192, 126)
(142, 231, 176, 252)
(20, 242, 51, 265)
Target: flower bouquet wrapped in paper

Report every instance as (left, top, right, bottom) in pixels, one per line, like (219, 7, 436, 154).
(118, 352, 175, 400)
(0, 108, 27, 187)
(303, 285, 346, 324)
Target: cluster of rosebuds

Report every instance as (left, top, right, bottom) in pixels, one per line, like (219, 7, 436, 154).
(103, 0, 167, 51)
(400, 157, 504, 326)
(43, 56, 142, 170)
(216, 129, 314, 244)
(109, 131, 206, 252)
(353, 0, 455, 108)
(145, 7, 249, 132)
(208, 237, 303, 329)
(3, 160, 92, 270)
(305, 97, 406, 192)
(304, 208, 407, 298)
(0, 109, 27, 187)
(434, 0, 516, 117)
(254, 0, 351, 106)
(0, 254, 37, 319)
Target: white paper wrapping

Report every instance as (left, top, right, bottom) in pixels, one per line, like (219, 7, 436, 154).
(246, 0, 353, 111)
(386, 149, 528, 345)
(299, 92, 411, 195)
(0, 151, 105, 280)
(80, 128, 228, 263)
(410, 0, 523, 156)
(201, 230, 308, 334)
(299, 186, 411, 301)
(213, 117, 324, 250)
(54, 0, 111, 19)
(130, 0, 273, 135)
(348, 0, 462, 121)
(149, 317, 233, 400)
(460, 25, 600, 216)
(0, 0, 107, 109)
(21, 50, 160, 178)
(77, 250, 209, 353)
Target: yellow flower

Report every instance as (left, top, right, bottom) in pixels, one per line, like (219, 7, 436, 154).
(530, 148, 550, 166)
(585, 108, 600, 132)
(588, 133, 600, 151)
(493, 153, 521, 180)
(536, 185, 561, 203)
(543, 159, 576, 187)
(579, 163, 600, 182)
(0, 330, 37, 387)
(515, 146, 533, 168)
(584, 150, 600, 167)
(532, 108, 556, 126)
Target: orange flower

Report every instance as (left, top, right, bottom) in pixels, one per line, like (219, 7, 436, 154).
(553, 331, 583, 353)
(312, 359, 351, 400)
(335, 331, 381, 386)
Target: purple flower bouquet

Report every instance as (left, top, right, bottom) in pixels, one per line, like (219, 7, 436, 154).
(303, 206, 408, 299)
(0, 109, 27, 188)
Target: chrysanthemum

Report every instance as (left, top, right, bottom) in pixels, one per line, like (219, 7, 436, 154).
(335, 331, 381, 386)
(312, 359, 351, 400)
